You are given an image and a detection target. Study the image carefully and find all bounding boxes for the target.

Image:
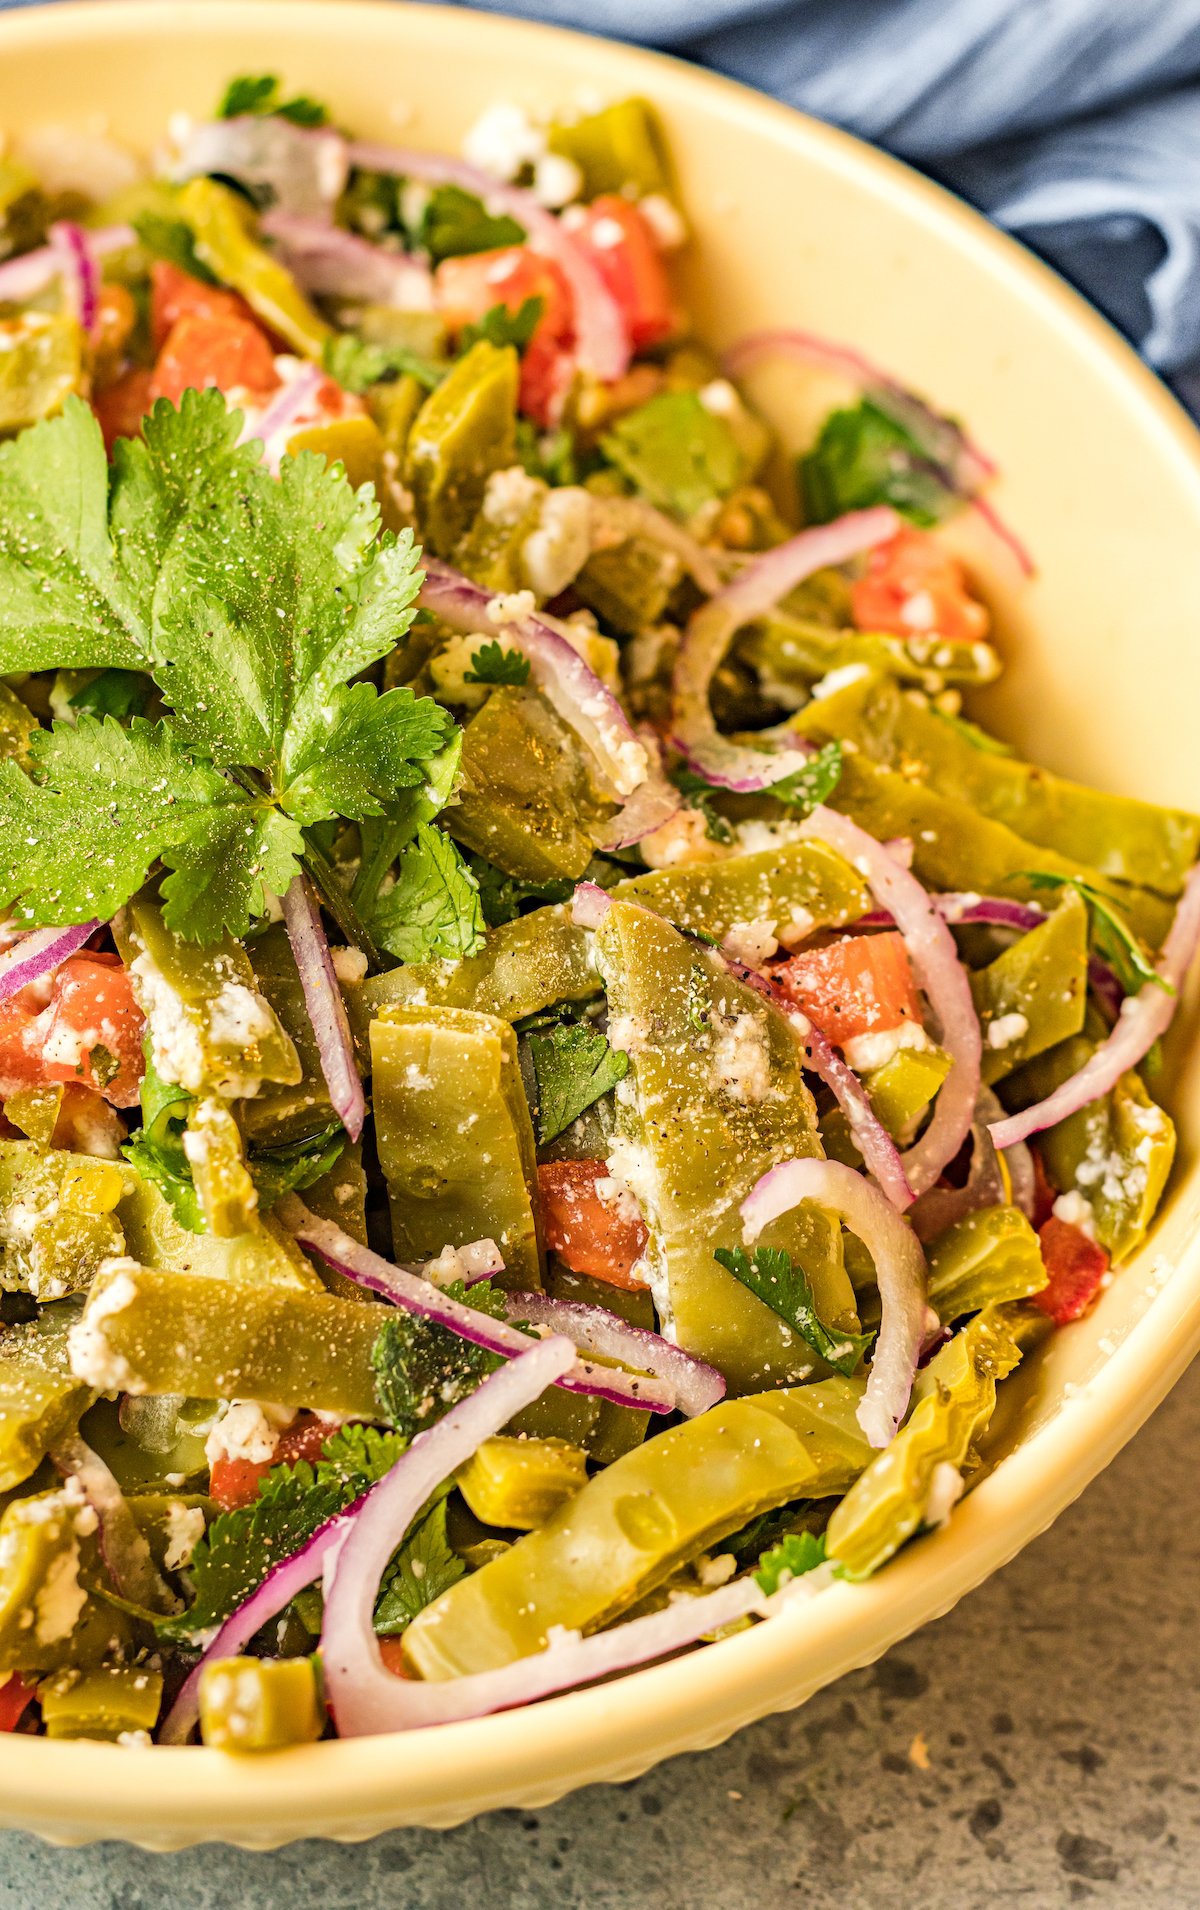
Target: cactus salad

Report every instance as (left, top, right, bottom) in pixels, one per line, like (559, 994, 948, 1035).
(0, 80, 1192, 1750)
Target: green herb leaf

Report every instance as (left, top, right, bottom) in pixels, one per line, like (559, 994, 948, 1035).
(369, 821, 486, 964)
(528, 1021, 629, 1144)
(460, 296, 544, 355)
(464, 640, 531, 687)
(371, 1308, 502, 1441)
(768, 739, 844, 817)
(373, 1498, 465, 1635)
(669, 767, 734, 845)
(754, 1529, 827, 1595)
(799, 398, 955, 527)
(1022, 872, 1170, 997)
(245, 1124, 346, 1213)
(67, 669, 151, 722)
(130, 211, 218, 285)
(217, 73, 329, 127)
(323, 333, 444, 396)
(713, 1245, 873, 1376)
(465, 854, 574, 929)
(417, 185, 525, 264)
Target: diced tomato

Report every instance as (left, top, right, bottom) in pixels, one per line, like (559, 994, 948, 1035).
(150, 311, 280, 408)
(378, 1638, 411, 1678)
(571, 196, 676, 353)
(149, 259, 255, 351)
(1030, 1146, 1057, 1231)
(1034, 1217, 1110, 1326)
(851, 527, 989, 645)
(208, 1413, 332, 1513)
(93, 366, 155, 453)
(0, 1673, 33, 1734)
(0, 954, 145, 1107)
(92, 282, 138, 388)
(435, 245, 574, 425)
(772, 931, 923, 1049)
(538, 1159, 649, 1291)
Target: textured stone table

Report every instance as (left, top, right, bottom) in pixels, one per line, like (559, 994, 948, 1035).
(3, 1359, 1198, 1909)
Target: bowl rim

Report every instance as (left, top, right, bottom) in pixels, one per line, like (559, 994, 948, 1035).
(2, 0, 1200, 1846)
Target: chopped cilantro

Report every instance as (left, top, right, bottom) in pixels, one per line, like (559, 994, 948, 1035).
(368, 821, 486, 964)
(371, 1289, 505, 1440)
(217, 73, 329, 127)
(1022, 871, 1170, 998)
(799, 398, 955, 527)
(417, 184, 525, 264)
(68, 668, 151, 722)
(323, 332, 444, 396)
(373, 1498, 465, 1634)
(131, 211, 218, 285)
(767, 740, 844, 817)
(0, 393, 452, 942)
(465, 854, 574, 930)
(714, 1245, 873, 1377)
(754, 1529, 827, 1595)
(528, 1021, 629, 1144)
(465, 640, 531, 687)
(669, 767, 734, 845)
(460, 296, 544, 355)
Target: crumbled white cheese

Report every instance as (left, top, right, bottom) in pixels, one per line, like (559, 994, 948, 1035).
(638, 193, 687, 250)
(695, 1552, 737, 1588)
(924, 1462, 964, 1528)
(842, 1019, 929, 1075)
(776, 908, 816, 951)
(1052, 1189, 1097, 1239)
(640, 807, 727, 869)
(204, 1401, 288, 1470)
(606, 1013, 650, 1055)
(722, 919, 779, 969)
(532, 150, 583, 208)
(67, 1261, 141, 1392)
(422, 1238, 501, 1288)
(522, 487, 592, 598)
(486, 588, 538, 627)
(734, 819, 809, 856)
(331, 946, 368, 986)
(986, 1011, 1029, 1051)
(206, 982, 277, 1051)
(709, 1011, 771, 1104)
(162, 1500, 206, 1573)
(809, 662, 871, 702)
(482, 463, 543, 528)
(462, 100, 545, 181)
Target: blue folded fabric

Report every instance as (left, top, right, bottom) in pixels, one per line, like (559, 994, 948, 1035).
(465, 0, 1200, 391)
(3, 0, 1199, 391)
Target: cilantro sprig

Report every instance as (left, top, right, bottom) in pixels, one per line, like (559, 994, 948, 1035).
(0, 393, 454, 943)
(714, 1245, 873, 1377)
(1022, 871, 1170, 997)
(460, 296, 545, 355)
(465, 640, 531, 687)
(217, 73, 329, 127)
(529, 1021, 629, 1143)
(754, 1529, 827, 1595)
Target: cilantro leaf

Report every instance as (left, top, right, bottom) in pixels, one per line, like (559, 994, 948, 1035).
(323, 333, 443, 396)
(316, 1423, 406, 1493)
(754, 1529, 827, 1595)
(131, 211, 218, 286)
(713, 1246, 873, 1376)
(373, 1498, 465, 1635)
(460, 296, 544, 355)
(372, 1308, 502, 1440)
(465, 854, 574, 929)
(369, 821, 485, 964)
(464, 641, 531, 687)
(767, 740, 844, 817)
(0, 716, 304, 938)
(669, 767, 734, 845)
(799, 398, 954, 527)
(217, 73, 329, 127)
(68, 669, 151, 722)
(1022, 871, 1169, 997)
(245, 1124, 346, 1212)
(352, 730, 464, 915)
(417, 184, 525, 264)
(529, 1021, 629, 1144)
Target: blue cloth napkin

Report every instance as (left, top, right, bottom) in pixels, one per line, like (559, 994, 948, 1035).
(464, 0, 1200, 397)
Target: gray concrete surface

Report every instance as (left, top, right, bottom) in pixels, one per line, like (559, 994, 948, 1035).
(3, 1358, 1198, 1909)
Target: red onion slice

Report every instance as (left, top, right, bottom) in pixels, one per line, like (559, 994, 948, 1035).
(261, 210, 434, 310)
(419, 558, 647, 798)
(500, 1291, 724, 1417)
(280, 875, 365, 1142)
(1002, 1134, 1037, 1221)
(49, 222, 100, 335)
(240, 361, 328, 473)
(0, 921, 98, 1003)
(0, 223, 134, 310)
(172, 115, 348, 219)
(51, 1434, 177, 1616)
(590, 494, 726, 598)
(590, 726, 681, 852)
(571, 880, 612, 930)
(345, 141, 629, 381)
(672, 508, 900, 791)
(741, 1156, 927, 1446)
(322, 1337, 779, 1738)
(278, 1198, 675, 1414)
(990, 863, 1200, 1149)
(801, 808, 981, 1200)
(908, 1090, 1010, 1242)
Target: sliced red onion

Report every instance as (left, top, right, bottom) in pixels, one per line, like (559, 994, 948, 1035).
(990, 863, 1200, 1149)
(500, 1290, 724, 1417)
(261, 210, 434, 310)
(172, 115, 348, 219)
(419, 558, 647, 798)
(158, 1497, 359, 1745)
(672, 508, 900, 790)
(239, 360, 327, 473)
(322, 1337, 776, 1737)
(0, 921, 98, 1003)
(908, 1092, 1009, 1243)
(280, 876, 365, 1142)
(590, 494, 726, 598)
(345, 141, 628, 380)
(591, 726, 681, 852)
(741, 1156, 927, 1446)
(49, 222, 99, 335)
(971, 493, 1036, 577)
(278, 1197, 675, 1414)
(801, 808, 981, 1200)
(1002, 1134, 1037, 1221)
(0, 223, 134, 310)
(571, 880, 613, 930)
(51, 1434, 177, 1616)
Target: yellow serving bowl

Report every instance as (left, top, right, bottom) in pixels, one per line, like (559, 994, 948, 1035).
(1, 0, 1198, 1849)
